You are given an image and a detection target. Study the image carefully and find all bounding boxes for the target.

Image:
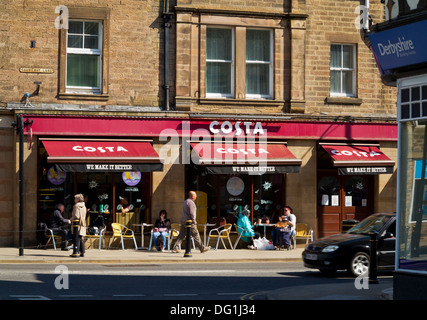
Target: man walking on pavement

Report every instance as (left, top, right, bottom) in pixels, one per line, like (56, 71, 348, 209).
(172, 191, 210, 253)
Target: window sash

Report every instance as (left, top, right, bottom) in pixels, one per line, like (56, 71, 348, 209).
(66, 20, 102, 92)
(246, 29, 273, 98)
(206, 27, 234, 97)
(330, 44, 356, 97)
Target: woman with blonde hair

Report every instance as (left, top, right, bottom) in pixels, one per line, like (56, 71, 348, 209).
(71, 193, 87, 257)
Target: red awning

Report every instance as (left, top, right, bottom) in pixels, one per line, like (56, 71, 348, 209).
(321, 144, 395, 168)
(41, 139, 163, 172)
(190, 142, 301, 174)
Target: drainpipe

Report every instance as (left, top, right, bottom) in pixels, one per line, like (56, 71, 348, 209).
(163, 0, 173, 111)
(364, 0, 370, 31)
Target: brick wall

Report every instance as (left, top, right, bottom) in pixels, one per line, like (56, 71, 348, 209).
(0, 0, 396, 117)
(304, 0, 396, 117)
(0, 0, 171, 108)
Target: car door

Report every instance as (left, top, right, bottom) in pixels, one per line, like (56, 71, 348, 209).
(377, 220, 396, 268)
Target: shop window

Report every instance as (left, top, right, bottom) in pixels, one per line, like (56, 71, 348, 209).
(38, 155, 74, 223)
(330, 44, 356, 97)
(344, 176, 367, 207)
(187, 165, 285, 224)
(37, 146, 151, 227)
(398, 118, 427, 272)
(318, 176, 340, 206)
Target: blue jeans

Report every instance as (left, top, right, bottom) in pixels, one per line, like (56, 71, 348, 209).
(152, 231, 168, 249)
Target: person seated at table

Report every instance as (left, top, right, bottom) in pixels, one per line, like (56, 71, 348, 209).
(152, 209, 171, 251)
(119, 196, 131, 213)
(48, 203, 71, 251)
(271, 215, 283, 247)
(274, 206, 296, 250)
(236, 209, 260, 250)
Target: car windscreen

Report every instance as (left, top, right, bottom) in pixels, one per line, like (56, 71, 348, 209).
(347, 215, 393, 234)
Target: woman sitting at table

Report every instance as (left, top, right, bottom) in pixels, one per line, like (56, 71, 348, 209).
(152, 209, 171, 251)
(236, 209, 260, 250)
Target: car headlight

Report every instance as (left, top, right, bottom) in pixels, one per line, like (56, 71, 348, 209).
(322, 245, 339, 253)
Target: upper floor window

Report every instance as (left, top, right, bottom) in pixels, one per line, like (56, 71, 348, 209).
(330, 44, 356, 97)
(206, 28, 234, 98)
(205, 26, 273, 100)
(399, 83, 427, 120)
(66, 20, 103, 93)
(58, 7, 109, 100)
(246, 29, 273, 99)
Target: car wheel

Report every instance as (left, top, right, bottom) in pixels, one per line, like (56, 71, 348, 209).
(348, 252, 369, 277)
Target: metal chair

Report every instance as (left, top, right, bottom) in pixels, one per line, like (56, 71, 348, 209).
(86, 225, 106, 250)
(45, 228, 61, 250)
(207, 223, 233, 250)
(157, 223, 195, 251)
(233, 223, 254, 249)
(110, 223, 138, 250)
(295, 223, 314, 247)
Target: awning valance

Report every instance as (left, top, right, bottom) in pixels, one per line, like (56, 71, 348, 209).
(321, 144, 395, 175)
(41, 139, 164, 172)
(190, 142, 301, 175)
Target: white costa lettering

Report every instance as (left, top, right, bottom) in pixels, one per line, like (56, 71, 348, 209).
(217, 148, 269, 155)
(209, 121, 265, 136)
(72, 145, 129, 153)
(331, 149, 382, 157)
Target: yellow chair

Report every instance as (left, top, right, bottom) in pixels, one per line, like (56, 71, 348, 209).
(167, 223, 196, 251)
(207, 223, 233, 250)
(86, 225, 106, 250)
(294, 223, 314, 246)
(110, 223, 138, 250)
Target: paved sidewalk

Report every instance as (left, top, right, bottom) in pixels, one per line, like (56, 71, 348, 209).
(0, 246, 304, 264)
(0, 246, 394, 300)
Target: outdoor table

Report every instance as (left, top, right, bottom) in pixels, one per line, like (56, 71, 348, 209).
(199, 223, 216, 246)
(132, 223, 153, 249)
(255, 223, 275, 238)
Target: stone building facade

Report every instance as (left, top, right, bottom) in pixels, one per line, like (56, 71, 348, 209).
(0, 0, 397, 247)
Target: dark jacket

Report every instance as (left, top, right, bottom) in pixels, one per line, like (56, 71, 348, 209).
(49, 208, 68, 229)
(154, 218, 171, 232)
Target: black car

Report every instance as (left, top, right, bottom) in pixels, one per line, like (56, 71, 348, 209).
(302, 213, 396, 276)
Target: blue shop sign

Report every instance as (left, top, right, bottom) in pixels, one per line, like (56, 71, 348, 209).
(368, 20, 427, 74)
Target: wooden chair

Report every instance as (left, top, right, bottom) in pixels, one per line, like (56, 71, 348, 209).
(110, 223, 138, 250)
(207, 223, 233, 250)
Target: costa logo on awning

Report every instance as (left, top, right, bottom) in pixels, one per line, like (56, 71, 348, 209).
(72, 145, 129, 153)
(217, 147, 269, 155)
(209, 121, 265, 136)
(330, 149, 382, 157)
